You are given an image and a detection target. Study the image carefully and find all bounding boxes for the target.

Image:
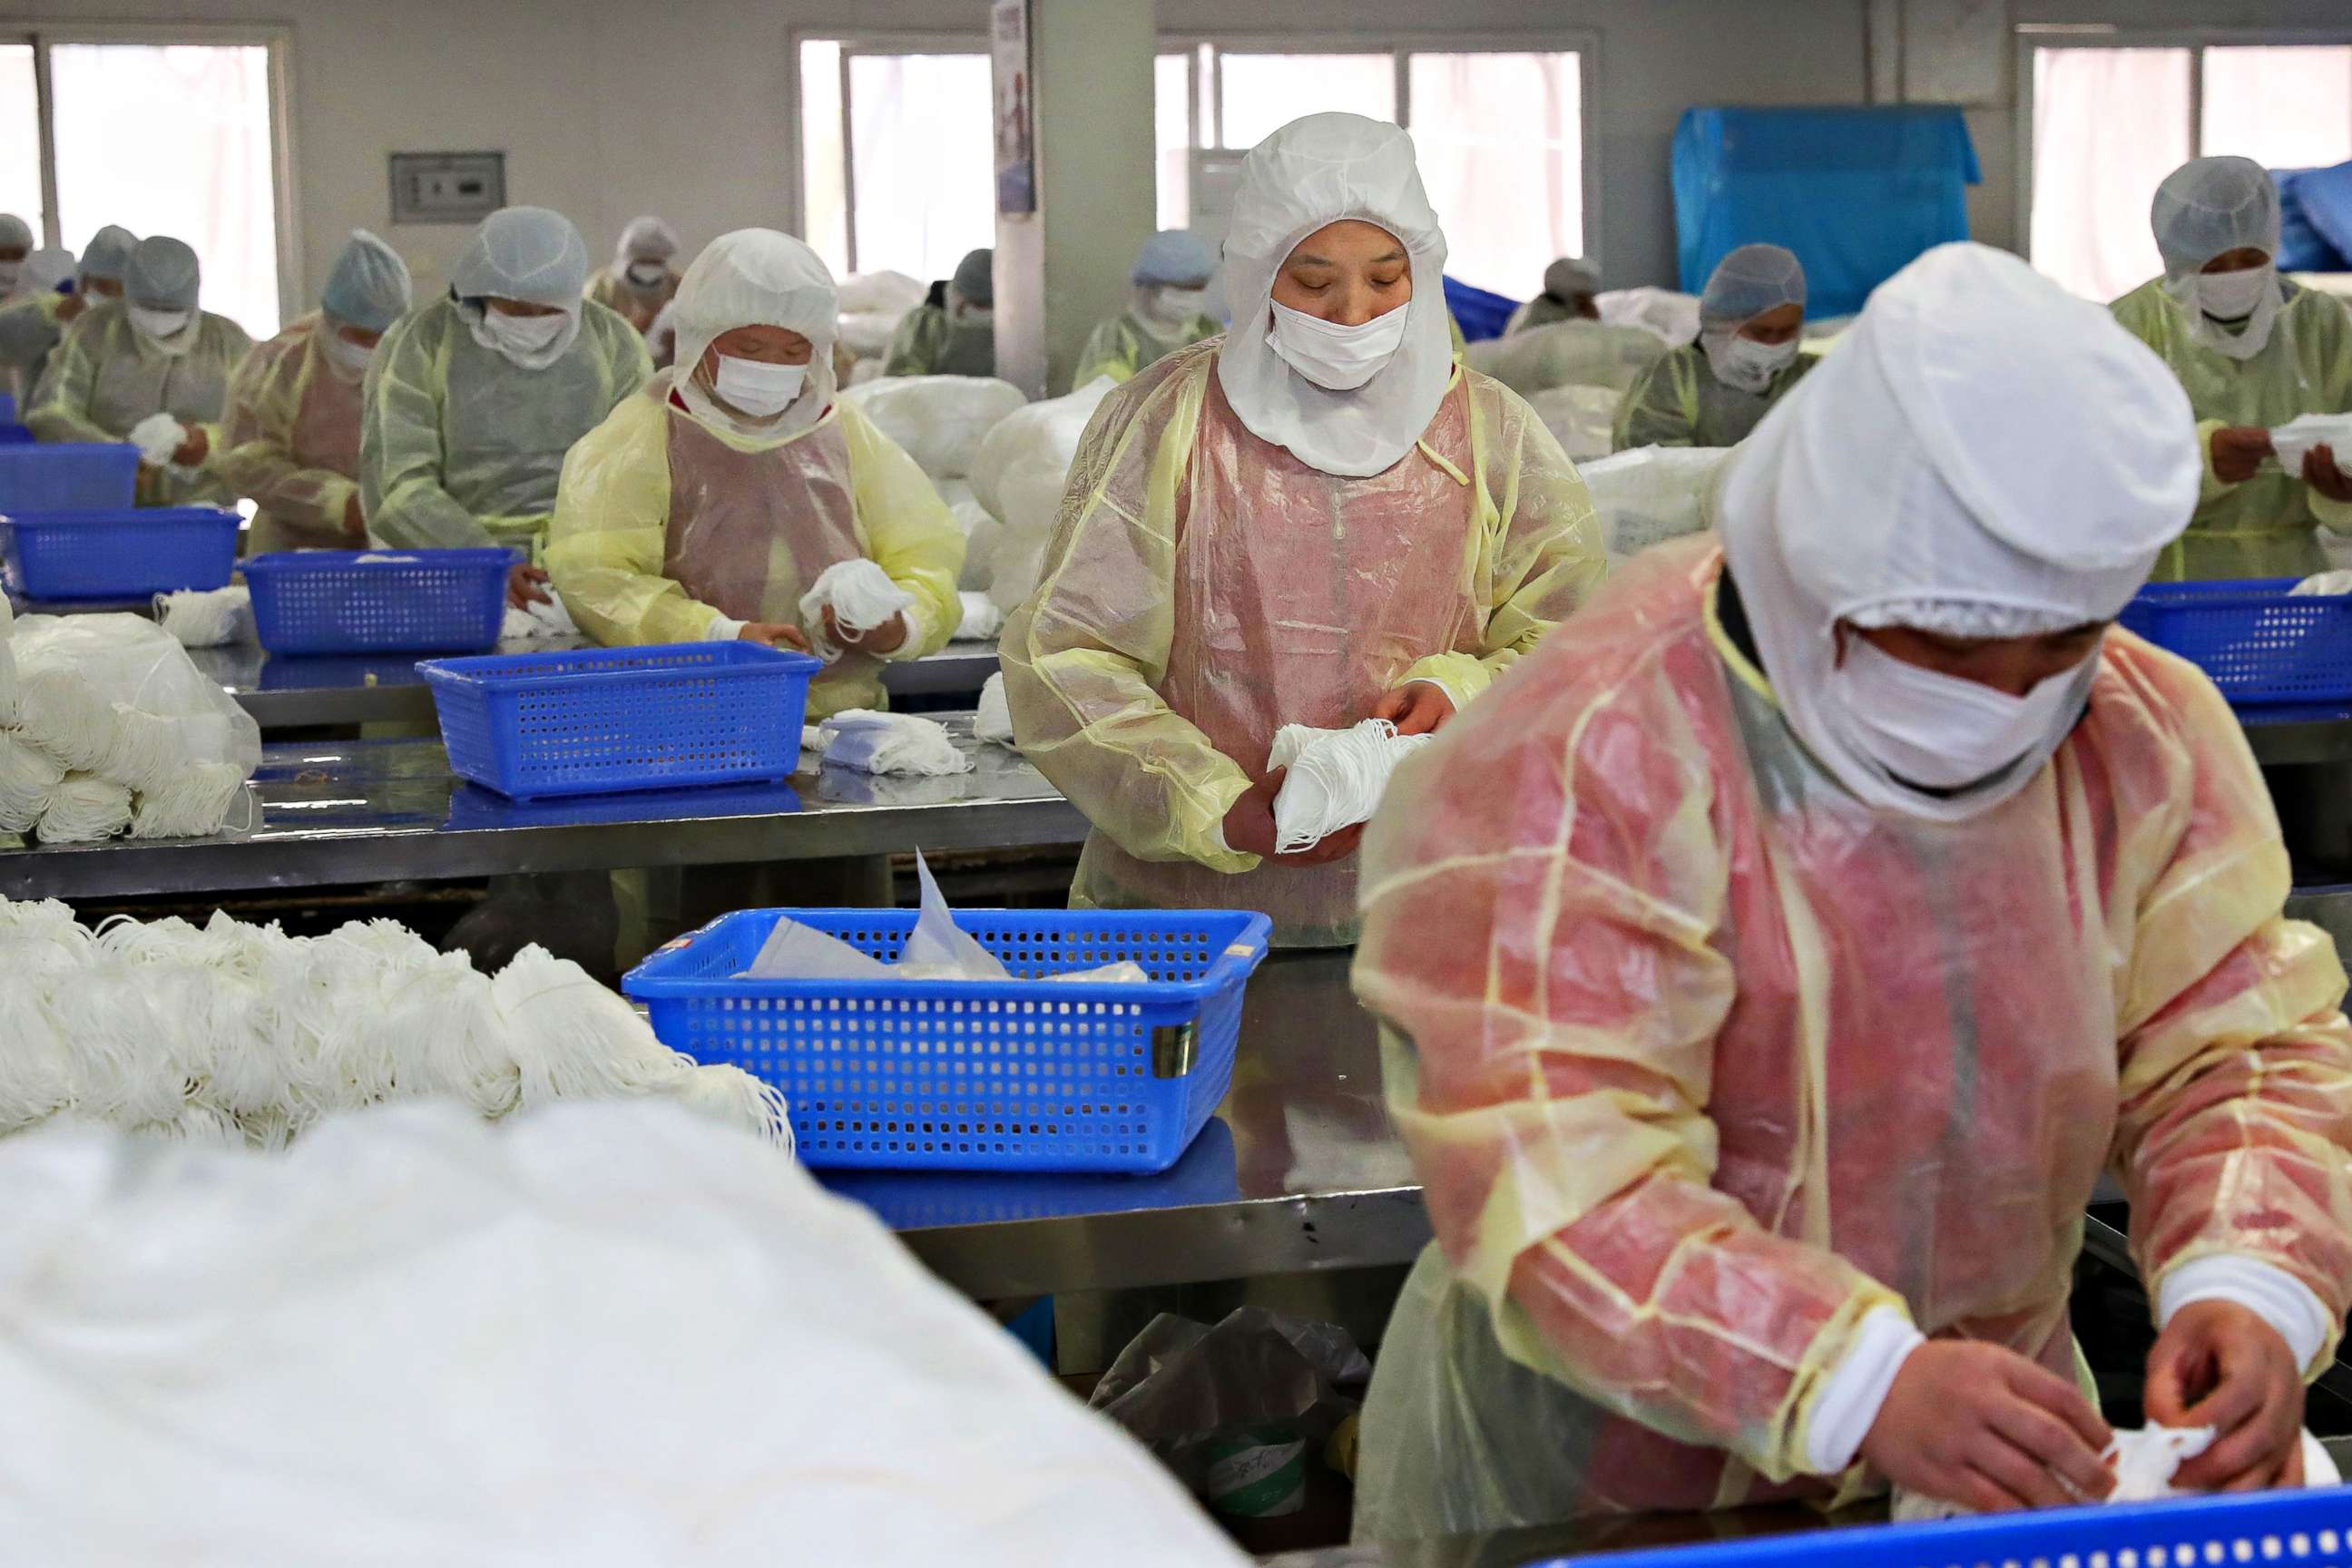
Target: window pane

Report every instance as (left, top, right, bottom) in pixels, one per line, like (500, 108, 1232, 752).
(50, 44, 281, 337)
(799, 40, 848, 279)
(1156, 53, 1191, 231)
(1409, 52, 1581, 296)
(2030, 46, 2190, 301)
(846, 52, 993, 284)
(1218, 53, 1395, 150)
(0, 45, 43, 241)
(2202, 46, 2352, 171)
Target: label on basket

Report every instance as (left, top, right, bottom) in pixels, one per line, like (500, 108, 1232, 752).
(1225, 943, 1255, 957)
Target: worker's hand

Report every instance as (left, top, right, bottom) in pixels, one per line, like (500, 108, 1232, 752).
(171, 425, 209, 467)
(1221, 769, 1366, 865)
(1859, 1341, 2113, 1513)
(2211, 426, 2275, 485)
(1372, 681, 1456, 737)
(2303, 445, 2352, 505)
(737, 622, 811, 652)
(2145, 1300, 2307, 1492)
(505, 563, 552, 610)
(340, 493, 368, 544)
(822, 604, 909, 655)
(55, 292, 85, 323)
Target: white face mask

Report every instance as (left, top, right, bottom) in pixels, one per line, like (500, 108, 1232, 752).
(1702, 328, 1800, 395)
(710, 354, 808, 419)
(128, 304, 192, 342)
(2196, 263, 2274, 323)
(481, 307, 570, 357)
(1265, 298, 1408, 392)
(1147, 285, 1210, 325)
(1827, 633, 2093, 793)
(625, 260, 669, 289)
(319, 328, 376, 378)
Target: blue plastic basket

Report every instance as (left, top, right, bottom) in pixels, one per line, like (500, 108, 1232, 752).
(0, 505, 240, 601)
(418, 642, 820, 799)
(2119, 577, 2352, 706)
(0, 426, 33, 446)
(0, 442, 139, 512)
(1542, 1489, 2352, 1566)
(624, 906, 1273, 1172)
(243, 548, 514, 654)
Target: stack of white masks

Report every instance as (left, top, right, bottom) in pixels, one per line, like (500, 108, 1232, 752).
(818, 710, 972, 777)
(974, 671, 1015, 746)
(154, 585, 252, 649)
(1267, 718, 1434, 853)
(799, 559, 916, 656)
(501, 593, 579, 642)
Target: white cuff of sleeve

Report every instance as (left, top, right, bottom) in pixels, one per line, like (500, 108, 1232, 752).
(883, 605, 929, 661)
(1804, 1306, 1925, 1475)
(703, 614, 746, 642)
(2159, 1256, 2334, 1373)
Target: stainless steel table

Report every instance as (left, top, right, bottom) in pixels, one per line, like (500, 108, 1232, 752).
(2240, 707, 2352, 768)
(184, 637, 1004, 730)
(0, 715, 1083, 900)
(820, 950, 1433, 1299)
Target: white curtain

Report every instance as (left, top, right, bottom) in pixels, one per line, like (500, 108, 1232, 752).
(847, 53, 994, 284)
(49, 44, 281, 338)
(2030, 47, 2190, 302)
(2203, 46, 2352, 172)
(0, 47, 43, 243)
(1216, 54, 1395, 152)
(1410, 53, 1582, 298)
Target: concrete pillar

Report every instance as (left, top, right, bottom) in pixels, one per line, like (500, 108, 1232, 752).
(993, 0, 1157, 399)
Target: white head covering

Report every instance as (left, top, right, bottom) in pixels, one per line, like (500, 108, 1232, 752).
(2152, 155, 2285, 360)
(1216, 113, 1454, 478)
(320, 230, 412, 331)
(0, 213, 31, 253)
(617, 215, 681, 267)
(454, 207, 589, 369)
(670, 229, 839, 446)
(1716, 242, 2200, 823)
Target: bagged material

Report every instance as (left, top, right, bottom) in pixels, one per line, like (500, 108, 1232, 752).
(35, 773, 131, 843)
(1595, 285, 1703, 346)
(2272, 411, 2352, 472)
(0, 1099, 1247, 1567)
(968, 376, 1119, 613)
(840, 375, 1028, 484)
(1267, 719, 1434, 854)
(837, 268, 928, 359)
(1580, 445, 1732, 564)
(975, 671, 1015, 745)
(1465, 318, 1668, 397)
(818, 709, 972, 777)
(0, 732, 63, 832)
(1524, 384, 1624, 463)
(799, 559, 917, 652)
(154, 584, 253, 649)
(956, 591, 1004, 642)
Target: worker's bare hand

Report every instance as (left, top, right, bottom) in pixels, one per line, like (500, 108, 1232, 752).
(1221, 769, 1363, 864)
(2210, 426, 2274, 485)
(2303, 445, 2352, 505)
(2146, 1301, 2305, 1492)
(822, 604, 908, 655)
(738, 622, 811, 652)
(505, 563, 552, 610)
(1372, 681, 1456, 737)
(340, 493, 368, 544)
(1859, 1341, 2113, 1513)
(172, 426, 209, 467)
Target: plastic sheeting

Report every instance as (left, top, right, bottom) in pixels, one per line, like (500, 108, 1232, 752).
(838, 374, 1026, 484)
(966, 375, 1119, 614)
(1441, 276, 1518, 344)
(1671, 107, 1979, 318)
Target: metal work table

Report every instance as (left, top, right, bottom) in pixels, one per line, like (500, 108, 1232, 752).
(2240, 705, 2352, 768)
(821, 950, 1431, 1299)
(0, 714, 1083, 900)
(182, 637, 1004, 730)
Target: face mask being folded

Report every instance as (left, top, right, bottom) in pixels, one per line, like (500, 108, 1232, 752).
(128, 304, 193, 342)
(711, 354, 808, 418)
(1702, 328, 1799, 395)
(1265, 298, 1408, 392)
(2196, 263, 2274, 323)
(1827, 633, 2093, 793)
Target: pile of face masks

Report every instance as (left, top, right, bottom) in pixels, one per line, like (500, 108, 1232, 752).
(816, 710, 972, 777)
(1268, 718, 1435, 854)
(799, 558, 917, 655)
(155, 585, 253, 649)
(0, 897, 786, 1151)
(975, 671, 1015, 746)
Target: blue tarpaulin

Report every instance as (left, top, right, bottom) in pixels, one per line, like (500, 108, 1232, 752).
(1671, 106, 1981, 318)
(1442, 276, 1519, 342)
(2279, 162, 2352, 273)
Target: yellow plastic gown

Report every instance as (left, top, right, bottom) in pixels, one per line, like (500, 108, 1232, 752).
(359, 297, 651, 553)
(2111, 279, 2352, 580)
(215, 314, 367, 554)
(882, 303, 995, 379)
(26, 299, 253, 506)
(1612, 342, 1813, 452)
(1002, 340, 1606, 948)
(585, 267, 678, 337)
(0, 290, 68, 406)
(547, 374, 963, 720)
(1073, 310, 1222, 388)
(1349, 539, 2352, 1537)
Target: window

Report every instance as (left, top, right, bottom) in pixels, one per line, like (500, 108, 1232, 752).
(2028, 37, 2352, 302)
(0, 46, 41, 239)
(799, 37, 994, 285)
(1154, 42, 1588, 296)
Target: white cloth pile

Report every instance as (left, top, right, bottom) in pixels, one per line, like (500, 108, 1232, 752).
(817, 709, 972, 776)
(1465, 318, 1666, 397)
(154, 584, 252, 648)
(975, 670, 1015, 745)
(835, 268, 928, 362)
(3, 606, 261, 842)
(799, 558, 917, 659)
(502, 591, 579, 642)
(840, 374, 1028, 490)
(1525, 384, 1627, 462)
(127, 410, 190, 467)
(1891, 1425, 2337, 1522)
(956, 591, 1004, 642)
(967, 376, 1120, 615)
(0, 1099, 1242, 1566)
(1595, 286, 1702, 347)
(1267, 718, 1434, 854)
(2271, 411, 2352, 472)
(0, 897, 785, 1151)
(1581, 445, 1732, 566)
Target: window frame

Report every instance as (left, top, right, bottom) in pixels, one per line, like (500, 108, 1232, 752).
(789, 30, 990, 279)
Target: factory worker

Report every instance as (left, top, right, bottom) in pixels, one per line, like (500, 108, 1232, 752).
(585, 214, 682, 337)
(217, 231, 414, 554)
(548, 230, 962, 720)
(1003, 113, 1606, 948)
(1503, 255, 1602, 337)
(2112, 156, 2352, 581)
(1613, 242, 1812, 451)
(0, 212, 33, 300)
(0, 225, 134, 404)
(28, 236, 252, 507)
(0, 246, 73, 403)
(361, 206, 650, 605)
(882, 248, 996, 377)
(1350, 243, 2352, 1538)
(1073, 230, 1222, 387)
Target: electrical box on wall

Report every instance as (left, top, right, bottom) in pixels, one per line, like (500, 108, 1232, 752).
(388, 152, 505, 224)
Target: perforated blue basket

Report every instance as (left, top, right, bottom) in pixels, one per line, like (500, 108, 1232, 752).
(624, 906, 1273, 1172)
(1542, 1489, 2352, 1566)
(0, 442, 139, 512)
(2119, 577, 2352, 706)
(418, 642, 820, 799)
(243, 548, 514, 654)
(0, 505, 239, 601)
